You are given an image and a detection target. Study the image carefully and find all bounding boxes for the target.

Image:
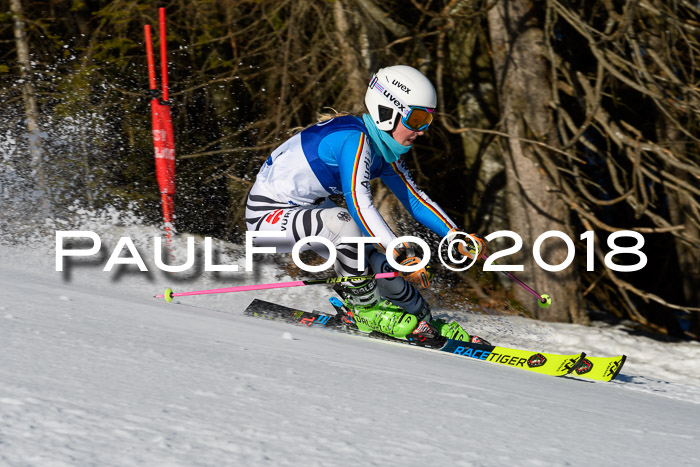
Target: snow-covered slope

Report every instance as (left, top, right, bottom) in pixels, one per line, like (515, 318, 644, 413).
(1, 230, 700, 466)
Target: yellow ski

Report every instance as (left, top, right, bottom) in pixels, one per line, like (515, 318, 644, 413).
(571, 355, 627, 382)
(443, 340, 585, 377)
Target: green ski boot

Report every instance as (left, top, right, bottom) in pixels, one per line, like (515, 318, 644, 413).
(351, 300, 419, 339)
(430, 318, 471, 341)
(339, 278, 419, 339)
(429, 318, 491, 344)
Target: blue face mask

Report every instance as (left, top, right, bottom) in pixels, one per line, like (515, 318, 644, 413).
(362, 114, 411, 163)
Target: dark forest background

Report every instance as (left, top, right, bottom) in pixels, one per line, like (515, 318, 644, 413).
(2, 0, 698, 338)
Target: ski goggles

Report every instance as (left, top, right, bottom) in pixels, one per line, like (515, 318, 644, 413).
(401, 106, 434, 132)
(369, 74, 435, 131)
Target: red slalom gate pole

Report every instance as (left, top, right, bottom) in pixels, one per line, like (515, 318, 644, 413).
(159, 8, 169, 103)
(145, 8, 176, 244)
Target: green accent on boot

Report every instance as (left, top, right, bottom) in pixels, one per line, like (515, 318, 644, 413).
(430, 319, 471, 342)
(350, 300, 419, 339)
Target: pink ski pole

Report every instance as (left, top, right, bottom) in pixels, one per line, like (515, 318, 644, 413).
(481, 253, 552, 308)
(155, 271, 400, 303)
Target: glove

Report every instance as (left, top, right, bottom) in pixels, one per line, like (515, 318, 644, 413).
(399, 256, 432, 288)
(393, 242, 432, 288)
(449, 229, 487, 260)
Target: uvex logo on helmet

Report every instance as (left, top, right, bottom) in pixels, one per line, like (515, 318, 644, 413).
(391, 79, 411, 94)
(383, 90, 406, 113)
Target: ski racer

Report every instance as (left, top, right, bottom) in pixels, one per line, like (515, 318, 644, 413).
(246, 65, 488, 344)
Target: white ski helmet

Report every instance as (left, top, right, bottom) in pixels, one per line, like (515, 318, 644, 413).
(364, 65, 437, 132)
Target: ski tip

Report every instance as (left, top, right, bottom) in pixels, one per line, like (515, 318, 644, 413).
(538, 294, 552, 308)
(163, 288, 174, 303)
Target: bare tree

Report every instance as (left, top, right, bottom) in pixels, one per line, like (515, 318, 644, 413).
(488, 0, 586, 323)
(538, 0, 700, 335)
(10, 0, 49, 213)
